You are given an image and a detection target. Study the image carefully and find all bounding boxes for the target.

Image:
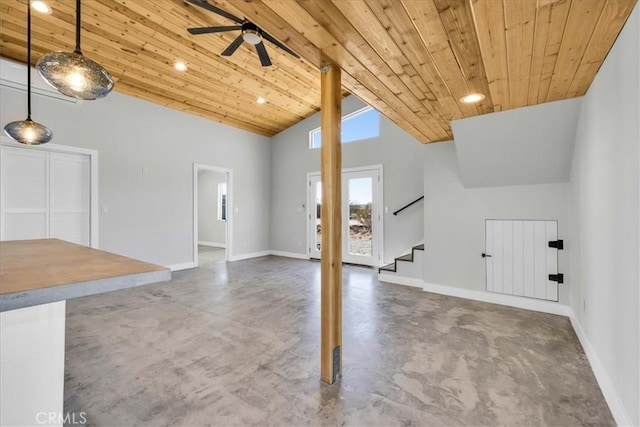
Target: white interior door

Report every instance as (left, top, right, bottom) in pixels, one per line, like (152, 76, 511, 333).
(1, 145, 91, 246)
(485, 219, 560, 301)
(308, 166, 382, 267)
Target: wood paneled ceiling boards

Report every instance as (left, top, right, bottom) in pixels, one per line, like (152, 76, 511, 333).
(1, 0, 636, 141)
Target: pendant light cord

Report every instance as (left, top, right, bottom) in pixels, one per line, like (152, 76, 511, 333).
(27, 1, 32, 119)
(74, 0, 82, 54)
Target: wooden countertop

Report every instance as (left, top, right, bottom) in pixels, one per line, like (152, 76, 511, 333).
(0, 239, 171, 311)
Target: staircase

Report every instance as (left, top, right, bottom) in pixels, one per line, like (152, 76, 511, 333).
(379, 244, 424, 273)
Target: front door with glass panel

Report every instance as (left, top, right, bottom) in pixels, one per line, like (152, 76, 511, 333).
(308, 166, 382, 267)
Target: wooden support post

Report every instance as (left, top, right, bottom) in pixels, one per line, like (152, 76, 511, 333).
(320, 63, 342, 385)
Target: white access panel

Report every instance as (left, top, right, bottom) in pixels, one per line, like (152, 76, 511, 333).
(485, 220, 559, 302)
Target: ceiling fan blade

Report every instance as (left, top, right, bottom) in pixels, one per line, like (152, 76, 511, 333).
(221, 34, 245, 56)
(261, 32, 300, 59)
(188, 25, 242, 35)
(184, 0, 243, 24)
(255, 42, 272, 67)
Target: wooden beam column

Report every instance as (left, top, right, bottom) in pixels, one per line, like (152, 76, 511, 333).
(320, 63, 342, 385)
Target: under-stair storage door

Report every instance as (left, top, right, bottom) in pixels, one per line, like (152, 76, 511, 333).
(485, 220, 559, 302)
(0, 146, 49, 240)
(49, 152, 90, 246)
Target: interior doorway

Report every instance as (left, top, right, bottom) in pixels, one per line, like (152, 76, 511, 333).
(193, 164, 232, 266)
(307, 165, 383, 267)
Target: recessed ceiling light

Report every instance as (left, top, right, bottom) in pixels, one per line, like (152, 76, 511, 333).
(460, 93, 485, 104)
(256, 97, 266, 104)
(31, 1, 52, 14)
(174, 61, 187, 72)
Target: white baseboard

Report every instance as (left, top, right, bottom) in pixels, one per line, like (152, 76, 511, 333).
(198, 241, 226, 248)
(167, 262, 197, 272)
(378, 273, 424, 288)
(422, 281, 572, 317)
(569, 315, 632, 426)
(269, 250, 310, 260)
(228, 251, 271, 262)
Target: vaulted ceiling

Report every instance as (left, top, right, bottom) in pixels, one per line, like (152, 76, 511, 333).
(0, 0, 636, 142)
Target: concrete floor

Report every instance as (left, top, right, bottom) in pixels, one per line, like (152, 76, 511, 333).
(64, 256, 613, 426)
(198, 245, 225, 265)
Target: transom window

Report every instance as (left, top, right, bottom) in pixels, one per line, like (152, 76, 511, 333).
(309, 106, 380, 149)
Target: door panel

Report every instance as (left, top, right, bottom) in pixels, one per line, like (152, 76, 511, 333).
(1, 145, 91, 246)
(308, 166, 382, 267)
(50, 152, 90, 246)
(485, 219, 559, 302)
(309, 175, 322, 259)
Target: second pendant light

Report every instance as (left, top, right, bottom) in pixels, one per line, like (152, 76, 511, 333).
(37, 0, 114, 100)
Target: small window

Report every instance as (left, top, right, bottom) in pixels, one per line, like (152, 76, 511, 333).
(309, 106, 380, 149)
(217, 182, 227, 221)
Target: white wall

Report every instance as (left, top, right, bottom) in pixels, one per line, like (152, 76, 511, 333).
(423, 142, 571, 304)
(1, 69, 271, 267)
(198, 170, 226, 246)
(452, 98, 581, 188)
(568, 5, 639, 425)
(270, 95, 424, 262)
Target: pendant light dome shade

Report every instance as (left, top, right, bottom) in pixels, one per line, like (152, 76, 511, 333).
(4, 119, 53, 145)
(3, 1, 53, 145)
(36, 0, 113, 100)
(37, 51, 114, 100)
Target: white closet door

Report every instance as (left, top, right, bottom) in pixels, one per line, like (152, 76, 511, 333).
(485, 220, 560, 302)
(0, 147, 49, 240)
(50, 152, 90, 246)
(1, 145, 91, 246)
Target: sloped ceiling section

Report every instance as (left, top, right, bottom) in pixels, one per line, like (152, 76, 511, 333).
(0, 0, 636, 140)
(451, 98, 582, 188)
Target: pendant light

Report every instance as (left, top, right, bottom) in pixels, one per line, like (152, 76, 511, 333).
(36, 0, 113, 100)
(3, 3, 53, 145)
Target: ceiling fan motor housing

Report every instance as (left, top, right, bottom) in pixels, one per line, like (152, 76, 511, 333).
(241, 22, 262, 45)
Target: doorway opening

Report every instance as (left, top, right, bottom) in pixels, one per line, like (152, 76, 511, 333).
(193, 164, 232, 267)
(307, 165, 383, 267)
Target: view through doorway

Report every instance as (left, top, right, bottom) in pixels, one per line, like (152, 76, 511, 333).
(308, 165, 383, 267)
(193, 164, 232, 266)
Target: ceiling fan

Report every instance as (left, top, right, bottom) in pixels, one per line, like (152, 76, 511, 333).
(185, 0, 300, 67)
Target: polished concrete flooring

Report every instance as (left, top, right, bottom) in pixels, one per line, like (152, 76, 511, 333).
(198, 245, 225, 265)
(64, 255, 613, 426)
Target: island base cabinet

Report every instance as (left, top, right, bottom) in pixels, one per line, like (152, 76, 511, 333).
(1, 301, 65, 427)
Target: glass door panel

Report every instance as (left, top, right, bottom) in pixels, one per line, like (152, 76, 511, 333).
(347, 177, 373, 257)
(308, 175, 322, 259)
(307, 167, 381, 267)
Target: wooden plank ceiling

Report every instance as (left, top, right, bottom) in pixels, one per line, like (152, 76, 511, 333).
(0, 0, 636, 142)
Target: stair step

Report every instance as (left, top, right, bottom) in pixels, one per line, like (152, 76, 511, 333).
(396, 254, 414, 262)
(379, 263, 396, 273)
(413, 244, 425, 251)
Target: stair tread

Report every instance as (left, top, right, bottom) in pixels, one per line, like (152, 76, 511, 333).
(396, 254, 414, 262)
(413, 244, 425, 250)
(379, 263, 396, 272)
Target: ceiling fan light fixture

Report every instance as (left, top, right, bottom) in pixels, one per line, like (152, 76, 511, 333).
(31, 1, 52, 14)
(36, 0, 113, 100)
(460, 93, 485, 104)
(242, 28, 262, 45)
